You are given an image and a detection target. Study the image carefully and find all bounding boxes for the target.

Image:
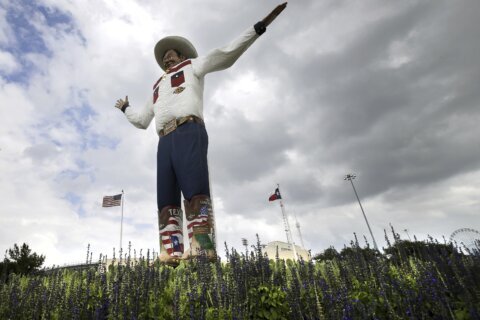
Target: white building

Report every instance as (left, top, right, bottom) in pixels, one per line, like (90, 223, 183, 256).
(264, 241, 311, 261)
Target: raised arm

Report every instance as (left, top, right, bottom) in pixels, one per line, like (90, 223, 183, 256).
(193, 2, 287, 78)
(114, 96, 154, 130)
(261, 2, 287, 27)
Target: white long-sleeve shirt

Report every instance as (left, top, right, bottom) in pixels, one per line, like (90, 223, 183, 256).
(124, 26, 260, 135)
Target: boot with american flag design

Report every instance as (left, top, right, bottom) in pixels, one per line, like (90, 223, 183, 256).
(182, 195, 217, 261)
(158, 205, 184, 266)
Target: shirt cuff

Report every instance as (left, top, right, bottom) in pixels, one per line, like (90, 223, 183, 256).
(254, 21, 266, 36)
(121, 102, 130, 113)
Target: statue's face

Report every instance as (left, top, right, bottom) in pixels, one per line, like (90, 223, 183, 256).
(163, 49, 185, 70)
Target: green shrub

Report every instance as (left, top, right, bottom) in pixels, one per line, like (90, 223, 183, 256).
(248, 285, 289, 320)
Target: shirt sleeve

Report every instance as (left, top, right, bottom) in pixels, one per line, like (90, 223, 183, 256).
(192, 26, 260, 78)
(124, 99, 155, 130)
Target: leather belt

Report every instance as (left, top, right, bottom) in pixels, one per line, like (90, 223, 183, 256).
(159, 115, 204, 137)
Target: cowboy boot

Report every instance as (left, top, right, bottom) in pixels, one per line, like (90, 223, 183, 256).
(158, 205, 184, 267)
(182, 195, 217, 261)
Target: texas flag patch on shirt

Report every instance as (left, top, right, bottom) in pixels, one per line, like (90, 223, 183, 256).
(170, 71, 185, 87)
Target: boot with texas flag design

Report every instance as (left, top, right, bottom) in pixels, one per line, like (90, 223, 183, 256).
(182, 195, 217, 261)
(158, 205, 184, 266)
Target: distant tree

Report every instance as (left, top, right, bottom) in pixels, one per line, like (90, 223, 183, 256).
(313, 246, 340, 262)
(340, 245, 382, 262)
(1, 243, 45, 277)
(0, 255, 13, 283)
(384, 239, 459, 264)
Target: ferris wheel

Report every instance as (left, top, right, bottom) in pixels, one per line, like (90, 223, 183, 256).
(450, 228, 480, 254)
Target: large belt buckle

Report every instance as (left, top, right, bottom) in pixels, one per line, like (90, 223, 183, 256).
(163, 118, 177, 136)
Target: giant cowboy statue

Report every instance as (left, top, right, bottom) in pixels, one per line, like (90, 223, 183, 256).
(114, 3, 287, 266)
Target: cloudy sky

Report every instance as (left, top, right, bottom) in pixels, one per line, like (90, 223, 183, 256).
(1, 0, 479, 266)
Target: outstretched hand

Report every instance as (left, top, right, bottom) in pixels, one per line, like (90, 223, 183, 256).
(115, 96, 129, 110)
(262, 2, 287, 27)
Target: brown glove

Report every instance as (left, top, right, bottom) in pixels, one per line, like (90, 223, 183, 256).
(114, 96, 129, 112)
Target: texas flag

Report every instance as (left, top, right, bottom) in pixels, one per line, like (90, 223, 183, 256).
(269, 188, 282, 201)
(171, 235, 182, 253)
(170, 70, 185, 87)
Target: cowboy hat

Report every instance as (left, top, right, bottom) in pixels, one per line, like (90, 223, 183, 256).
(154, 36, 198, 71)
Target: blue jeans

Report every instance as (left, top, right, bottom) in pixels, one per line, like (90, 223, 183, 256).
(156, 122, 210, 210)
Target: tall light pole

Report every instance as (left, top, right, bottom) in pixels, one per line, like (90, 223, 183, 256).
(242, 238, 248, 256)
(344, 174, 379, 251)
(294, 212, 306, 249)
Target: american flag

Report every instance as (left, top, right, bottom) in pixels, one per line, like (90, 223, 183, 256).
(102, 194, 122, 207)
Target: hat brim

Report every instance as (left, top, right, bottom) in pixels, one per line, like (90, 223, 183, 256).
(154, 36, 198, 71)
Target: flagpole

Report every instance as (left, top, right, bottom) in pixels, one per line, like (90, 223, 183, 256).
(120, 190, 124, 251)
(277, 184, 299, 261)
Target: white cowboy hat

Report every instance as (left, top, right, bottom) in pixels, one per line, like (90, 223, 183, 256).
(154, 36, 198, 71)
